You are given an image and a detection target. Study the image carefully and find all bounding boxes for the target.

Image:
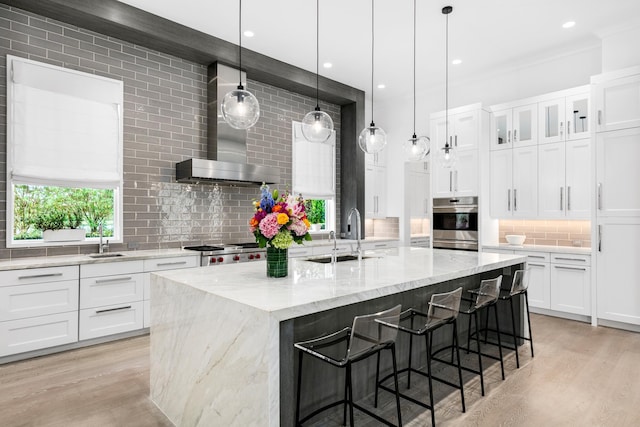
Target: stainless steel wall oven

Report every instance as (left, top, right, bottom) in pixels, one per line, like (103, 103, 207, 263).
(432, 196, 478, 251)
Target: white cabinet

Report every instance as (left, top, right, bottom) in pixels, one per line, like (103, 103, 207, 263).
(79, 261, 144, 340)
(593, 73, 640, 132)
(538, 92, 590, 144)
(596, 218, 640, 325)
(0, 265, 79, 357)
(432, 150, 478, 198)
(432, 109, 479, 151)
(491, 104, 537, 150)
(596, 127, 640, 217)
(365, 150, 387, 167)
(490, 147, 537, 218)
(361, 240, 399, 251)
(365, 164, 386, 218)
(538, 139, 591, 219)
(408, 161, 430, 218)
(525, 255, 551, 310)
(550, 253, 591, 316)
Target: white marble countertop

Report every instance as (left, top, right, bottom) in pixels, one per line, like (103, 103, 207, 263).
(153, 247, 526, 321)
(0, 248, 197, 271)
(293, 236, 398, 248)
(483, 243, 592, 255)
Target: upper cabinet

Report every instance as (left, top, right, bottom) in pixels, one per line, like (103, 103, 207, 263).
(491, 103, 537, 150)
(538, 92, 590, 144)
(432, 108, 479, 152)
(593, 73, 640, 132)
(365, 149, 387, 167)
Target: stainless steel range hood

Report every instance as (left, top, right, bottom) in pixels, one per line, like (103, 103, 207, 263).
(175, 63, 280, 185)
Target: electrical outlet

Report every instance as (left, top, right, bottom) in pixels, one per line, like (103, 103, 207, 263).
(127, 242, 139, 250)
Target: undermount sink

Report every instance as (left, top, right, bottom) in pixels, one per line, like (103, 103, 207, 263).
(88, 253, 125, 258)
(307, 255, 373, 264)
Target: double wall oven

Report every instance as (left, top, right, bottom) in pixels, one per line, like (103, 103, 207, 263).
(432, 196, 478, 251)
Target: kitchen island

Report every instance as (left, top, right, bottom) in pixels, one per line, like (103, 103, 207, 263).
(149, 247, 526, 426)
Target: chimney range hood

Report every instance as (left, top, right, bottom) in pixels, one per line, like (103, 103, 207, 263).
(175, 63, 280, 185)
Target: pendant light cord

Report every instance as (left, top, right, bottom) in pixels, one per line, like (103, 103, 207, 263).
(412, 0, 416, 137)
(370, 0, 375, 126)
(238, 0, 242, 87)
(445, 7, 450, 148)
(315, 0, 320, 110)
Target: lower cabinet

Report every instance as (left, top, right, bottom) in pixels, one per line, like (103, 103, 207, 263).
(550, 253, 591, 315)
(79, 301, 144, 341)
(521, 252, 551, 309)
(0, 312, 78, 357)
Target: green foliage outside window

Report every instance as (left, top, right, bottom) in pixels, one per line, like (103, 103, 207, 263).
(13, 185, 114, 240)
(305, 199, 326, 225)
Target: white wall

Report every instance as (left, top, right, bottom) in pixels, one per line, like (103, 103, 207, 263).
(601, 25, 640, 72)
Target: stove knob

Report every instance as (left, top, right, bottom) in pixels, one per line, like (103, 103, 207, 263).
(233, 255, 240, 261)
(217, 257, 224, 263)
(248, 254, 255, 260)
(210, 257, 216, 263)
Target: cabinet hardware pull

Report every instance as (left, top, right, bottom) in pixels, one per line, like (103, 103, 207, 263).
(560, 187, 563, 211)
(567, 186, 571, 211)
(455, 170, 458, 191)
(157, 261, 188, 267)
(560, 121, 563, 137)
(598, 225, 602, 252)
(18, 273, 63, 280)
(597, 183, 602, 210)
(514, 189, 518, 211)
(528, 255, 546, 259)
(508, 130, 511, 143)
(567, 121, 571, 135)
(598, 110, 602, 125)
(554, 257, 586, 262)
(554, 265, 587, 271)
(514, 129, 517, 141)
(449, 171, 453, 192)
(507, 189, 511, 211)
(528, 263, 547, 267)
(454, 135, 458, 147)
(95, 276, 133, 284)
(374, 244, 386, 247)
(95, 305, 132, 314)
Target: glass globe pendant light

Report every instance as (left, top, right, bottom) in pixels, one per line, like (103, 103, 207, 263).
(403, 0, 430, 162)
(220, 0, 260, 130)
(436, 6, 457, 169)
(301, 0, 334, 143)
(358, 0, 387, 154)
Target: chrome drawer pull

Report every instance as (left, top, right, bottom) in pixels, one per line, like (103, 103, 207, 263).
(527, 263, 547, 267)
(528, 255, 546, 259)
(95, 276, 132, 284)
(554, 257, 586, 262)
(156, 261, 188, 267)
(19, 273, 63, 280)
(95, 305, 132, 314)
(554, 266, 587, 271)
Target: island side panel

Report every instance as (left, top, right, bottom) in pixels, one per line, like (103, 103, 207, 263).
(150, 274, 280, 426)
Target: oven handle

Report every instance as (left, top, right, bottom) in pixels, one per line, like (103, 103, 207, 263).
(433, 206, 478, 213)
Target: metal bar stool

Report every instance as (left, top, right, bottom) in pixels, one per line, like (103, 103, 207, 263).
(294, 304, 403, 427)
(458, 276, 505, 396)
(377, 287, 464, 427)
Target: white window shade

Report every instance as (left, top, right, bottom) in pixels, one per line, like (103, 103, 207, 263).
(8, 56, 122, 188)
(292, 121, 335, 198)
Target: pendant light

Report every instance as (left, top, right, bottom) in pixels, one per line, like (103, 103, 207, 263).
(358, 0, 387, 154)
(220, 0, 260, 130)
(436, 5, 457, 168)
(301, 0, 334, 143)
(403, 0, 430, 162)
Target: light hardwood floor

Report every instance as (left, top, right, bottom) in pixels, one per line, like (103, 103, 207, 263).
(1, 314, 639, 426)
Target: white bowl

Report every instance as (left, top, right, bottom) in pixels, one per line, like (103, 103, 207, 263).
(505, 235, 526, 245)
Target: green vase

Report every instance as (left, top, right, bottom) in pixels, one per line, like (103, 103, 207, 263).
(266, 247, 288, 278)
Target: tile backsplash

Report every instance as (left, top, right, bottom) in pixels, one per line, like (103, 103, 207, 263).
(499, 219, 591, 247)
(410, 218, 430, 236)
(365, 218, 399, 239)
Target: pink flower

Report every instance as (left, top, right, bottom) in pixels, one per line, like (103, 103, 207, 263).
(259, 213, 281, 239)
(288, 218, 308, 237)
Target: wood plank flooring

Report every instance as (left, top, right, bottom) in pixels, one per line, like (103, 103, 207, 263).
(1, 314, 639, 426)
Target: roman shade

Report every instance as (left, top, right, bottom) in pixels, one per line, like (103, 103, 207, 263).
(292, 121, 335, 198)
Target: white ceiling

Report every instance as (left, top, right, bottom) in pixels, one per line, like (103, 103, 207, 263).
(117, 0, 640, 100)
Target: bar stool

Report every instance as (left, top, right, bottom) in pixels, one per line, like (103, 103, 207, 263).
(377, 287, 464, 427)
(294, 304, 403, 427)
(458, 276, 505, 396)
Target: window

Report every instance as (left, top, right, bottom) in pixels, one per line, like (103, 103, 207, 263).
(6, 55, 123, 247)
(292, 121, 336, 233)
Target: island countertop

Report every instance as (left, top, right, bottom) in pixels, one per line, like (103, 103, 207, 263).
(153, 247, 526, 321)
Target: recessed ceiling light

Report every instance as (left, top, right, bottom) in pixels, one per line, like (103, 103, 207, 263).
(452, 59, 462, 65)
(323, 62, 332, 68)
(243, 30, 254, 37)
(562, 21, 576, 29)
(377, 84, 386, 89)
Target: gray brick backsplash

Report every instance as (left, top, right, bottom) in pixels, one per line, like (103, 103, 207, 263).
(0, 5, 341, 259)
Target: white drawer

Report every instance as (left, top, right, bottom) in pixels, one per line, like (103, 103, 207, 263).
(0, 311, 78, 357)
(288, 247, 313, 258)
(80, 260, 144, 279)
(0, 265, 79, 287)
(79, 301, 143, 340)
(143, 256, 198, 272)
(144, 299, 150, 328)
(80, 273, 144, 309)
(517, 251, 551, 263)
(363, 241, 399, 250)
(0, 280, 79, 321)
(550, 253, 591, 266)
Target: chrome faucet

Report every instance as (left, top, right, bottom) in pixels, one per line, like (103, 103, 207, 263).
(98, 223, 109, 254)
(347, 208, 362, 261)
(329, 230, 337, 264)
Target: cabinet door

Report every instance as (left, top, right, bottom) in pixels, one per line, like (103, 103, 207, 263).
(453, 150, 478, 197)
(513, 104, 537, 147)
(432, 162, 454, 198)
(0, 280, 79, 321)
(489, 150, 513, 218)
(491, 109, 512, 150)
(526, 261, 551, 309)
(565, 139, 591, 219)
(538, 98, 566, 144)
(409, 170, 429, 218)
(365, 165, 375, 218)
(538, 142, 566, 218)
(432, 116, 450, 151)
(596, 128, 640, 217)
(512, 146, 538, 217)
(0, 312, 78, 357)
(365, 165, 386, 218)
(594, 74, 640, 132)
(452, 110, 478, 150)
(597, 219, 640, 324)
(550, 264, 591, 315)
(566, 93, 590, 140)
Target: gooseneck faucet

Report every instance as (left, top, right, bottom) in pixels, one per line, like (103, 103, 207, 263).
(329, 230, 337, 264)
(347, 208, 362, 261)
(98, 223, 109, 254)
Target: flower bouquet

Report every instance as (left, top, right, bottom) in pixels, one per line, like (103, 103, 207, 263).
(250, 184, 312, 277)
